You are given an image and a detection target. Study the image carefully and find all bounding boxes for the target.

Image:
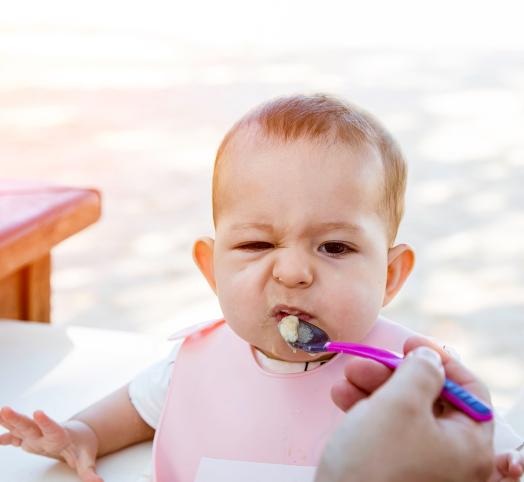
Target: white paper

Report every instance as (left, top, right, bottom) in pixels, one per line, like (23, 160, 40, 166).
(195, 457, 316, 482)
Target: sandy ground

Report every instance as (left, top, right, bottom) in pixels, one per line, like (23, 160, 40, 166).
(0, 3, 523, 412)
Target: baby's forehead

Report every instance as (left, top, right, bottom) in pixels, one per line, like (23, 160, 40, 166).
(218, 125, 382, 177)
(214, 129, 385, 219)
(219, 124, 280, 161)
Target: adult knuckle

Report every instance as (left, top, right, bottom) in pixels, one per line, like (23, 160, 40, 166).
(390, 396, 420, 418)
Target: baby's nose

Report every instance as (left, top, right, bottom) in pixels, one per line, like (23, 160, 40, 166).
(272, 249, 313, 288)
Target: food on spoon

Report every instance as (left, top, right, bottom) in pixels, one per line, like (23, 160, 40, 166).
(278, 315, 300, 343)
(297, 322, 314, 344)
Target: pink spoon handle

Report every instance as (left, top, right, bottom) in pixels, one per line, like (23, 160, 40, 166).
(325, 341, 493, 422)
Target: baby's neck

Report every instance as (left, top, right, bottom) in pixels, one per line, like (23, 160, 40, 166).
(255, 347, 335, 363)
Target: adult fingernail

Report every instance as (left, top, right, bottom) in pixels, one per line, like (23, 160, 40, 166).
(409, 347, 444, 371)
(442, 345, 461, 360)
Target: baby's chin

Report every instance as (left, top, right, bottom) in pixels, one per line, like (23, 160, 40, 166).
(256, 346, 334, 364)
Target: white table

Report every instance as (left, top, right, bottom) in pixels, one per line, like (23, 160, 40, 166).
(0, 320, 173, 481)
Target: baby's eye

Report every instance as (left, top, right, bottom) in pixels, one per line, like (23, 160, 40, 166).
(237, 241, 274, 251)
(319, 242, 354, 257)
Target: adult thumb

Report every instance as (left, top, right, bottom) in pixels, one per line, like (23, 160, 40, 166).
(375, 346, 445, 409)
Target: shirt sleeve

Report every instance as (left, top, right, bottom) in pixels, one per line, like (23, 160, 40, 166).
(128, 340, 182, 429)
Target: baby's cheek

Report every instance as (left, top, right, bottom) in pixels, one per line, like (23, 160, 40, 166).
(330, 291, 380, 340)
(328, 275, 378, 313)
(219, 287, 258, 329)
(218, 291, 244, 322)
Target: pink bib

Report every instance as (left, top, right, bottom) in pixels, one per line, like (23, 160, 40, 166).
(154, 318, 414, 482)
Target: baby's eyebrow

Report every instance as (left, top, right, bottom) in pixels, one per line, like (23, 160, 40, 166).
(313, 222, 363, 234)
(230, 223, 273, 232)
(230, 222, 363, 234)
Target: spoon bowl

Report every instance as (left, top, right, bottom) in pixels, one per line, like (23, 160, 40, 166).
(292, 320, 329, 353)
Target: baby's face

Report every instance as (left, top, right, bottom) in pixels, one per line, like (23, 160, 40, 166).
(212, 132, 392, 362)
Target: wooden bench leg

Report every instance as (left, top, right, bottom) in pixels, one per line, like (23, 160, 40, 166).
(22, 254, 51, 322)
(0, 254, 51, 323)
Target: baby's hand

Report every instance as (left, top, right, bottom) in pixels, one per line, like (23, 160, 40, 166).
(489, 450, 524, 482)
(0, 406, 103, 482)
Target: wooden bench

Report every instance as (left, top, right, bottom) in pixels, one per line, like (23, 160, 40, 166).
(0, 181, 101, 322)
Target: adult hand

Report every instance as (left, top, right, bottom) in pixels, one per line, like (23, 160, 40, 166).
(315, 337, 495, 482)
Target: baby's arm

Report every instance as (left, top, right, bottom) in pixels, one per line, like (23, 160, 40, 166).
(70, 383, 155, 456)
(0, 383, 154, 482)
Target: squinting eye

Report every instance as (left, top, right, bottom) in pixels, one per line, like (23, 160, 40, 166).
(237, 242, 274, 251)
(319, 242, 354, 256)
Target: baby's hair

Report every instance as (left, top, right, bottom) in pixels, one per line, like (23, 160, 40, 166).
(212, 94, 407, 243)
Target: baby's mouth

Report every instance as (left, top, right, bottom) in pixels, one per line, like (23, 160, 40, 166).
(271, 305, 320, 347)
(271, 305, 315, 323)
(272, 306, 334, 360)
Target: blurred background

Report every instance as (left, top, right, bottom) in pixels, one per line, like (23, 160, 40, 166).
(1, 0, 523, 411)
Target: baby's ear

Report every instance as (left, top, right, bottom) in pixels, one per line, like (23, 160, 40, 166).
(383, 244, 415, 307)
(193, 237, 217, 293)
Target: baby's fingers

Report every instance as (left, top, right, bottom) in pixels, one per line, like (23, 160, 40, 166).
(0, 408, 17, 433)
(33, 411, 68, 445)
(78, 465, 104, 482)
(0, 432, 22, 447)
(0, 407, 42, 439)
(495, 451, 524, 479)
(507, 451, 524, 479)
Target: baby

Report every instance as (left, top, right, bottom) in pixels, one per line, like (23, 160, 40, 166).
(1, 94, 522, 481)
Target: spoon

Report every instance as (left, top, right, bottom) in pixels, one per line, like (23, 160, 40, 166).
(290, 319, 493, 422)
